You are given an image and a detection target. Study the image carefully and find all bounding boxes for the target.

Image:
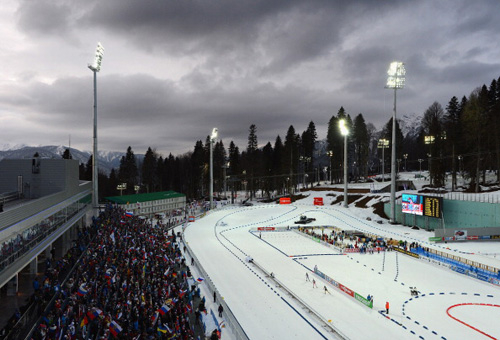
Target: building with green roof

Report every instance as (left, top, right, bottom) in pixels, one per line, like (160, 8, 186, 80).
(105, 191, 186, 217)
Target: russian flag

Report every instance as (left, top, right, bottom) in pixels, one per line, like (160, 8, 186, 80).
(179, 289, 187, 299)
(87, 308, 102, 320)
(77, 284, 88, 296)
(197, 277, 205, 283)
(158, 304, 170, 315)
(125, 211, 134, 217)
(109, 320, 123, 337)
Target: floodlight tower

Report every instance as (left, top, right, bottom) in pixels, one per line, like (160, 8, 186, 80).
(339, 119, 349, 208)
(88, 42, 104, 209)
(386, 61, 405, 224)
(209, 128, 218, 209)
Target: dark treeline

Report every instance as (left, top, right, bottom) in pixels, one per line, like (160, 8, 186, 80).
(67, 76, 500, 200)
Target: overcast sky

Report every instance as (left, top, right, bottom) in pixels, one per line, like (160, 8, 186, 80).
(1, 0, 499, 157)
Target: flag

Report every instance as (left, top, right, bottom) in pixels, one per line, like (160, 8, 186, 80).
(125, 211, 134, 217)
(109, 320, 123, 337)
(80, 316, 88, 327)
(77, 284, 88, 296)
(110, 232, 115, 244)
(158, 304, 170, 315)
(196, 277, 205, 283)
(171, 272, 177, 278)
(185, 301, 192, 313)
(151, 311, 159, 326)
(157, 324, 172, 334)
(164, 268, 171, 276)
(122, 280, 127, 291)
(105, 269, 113, 280)
(179, 289, 187, 299)
(87, 308, 103, 320)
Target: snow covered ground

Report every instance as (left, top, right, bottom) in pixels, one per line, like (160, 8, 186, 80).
(184, 177, 500, 340)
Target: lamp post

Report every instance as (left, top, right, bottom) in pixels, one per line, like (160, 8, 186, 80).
(386, 61, 405, 224)
(88, 42, 104, 209)
(458, 155, 463, 186)
(326, 151, 333, 184)
(299, 156, 311, 189)
(377, 138, 389, 182)
(424, 135, 435, 186)
(222, 161, 230, 199)
(339, 119, 349, 208)
(209, 128, 218, 209)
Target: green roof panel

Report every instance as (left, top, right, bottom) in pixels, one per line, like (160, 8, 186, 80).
(105, 191, 185, 205)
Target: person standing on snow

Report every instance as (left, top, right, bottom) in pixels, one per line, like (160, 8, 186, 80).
(306, 272, 310, 281)
(218, 304, 224, 317)
(385, 301, 389, 314)
(312, 279, 317, 288)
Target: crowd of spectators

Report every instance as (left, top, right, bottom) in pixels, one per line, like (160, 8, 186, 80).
(29, 205, 203, 339)
(0, 226, 91, 339)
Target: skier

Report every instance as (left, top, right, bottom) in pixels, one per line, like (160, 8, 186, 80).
(306, 272, 310, 281)
(385, 301, 389, 314)
(312, 279, 317, 288)
(324, 286, 331, 294)
(218, 304, 224, 317)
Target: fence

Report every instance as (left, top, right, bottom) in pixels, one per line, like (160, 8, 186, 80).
(181, 234, 249, 340)
(411, 247, 499, 283)
(252, 259, 349, 340)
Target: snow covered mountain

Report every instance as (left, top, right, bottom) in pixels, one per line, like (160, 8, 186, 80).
(0, 145, 124, 174)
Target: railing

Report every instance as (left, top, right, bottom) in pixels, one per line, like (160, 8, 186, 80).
(252, 259, 349, 340)
(412, 247, 499, 278)
(398, 191, 500, 204)
(0, 202, 89, 273)
(181, 232, 249, 340)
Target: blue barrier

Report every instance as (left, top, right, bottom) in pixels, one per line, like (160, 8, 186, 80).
(410, 247, 500, 284)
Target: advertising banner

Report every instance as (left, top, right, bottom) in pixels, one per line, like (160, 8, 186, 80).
(188, 216, 195, 222)
(313, 197, 324, 206)
(338, 283, 354, 297)
(280, 197, 291, 204)
(394, 247, 420, 259)
(354, 293, 373, 309)
(429, 237, 442, 242)
(257, 227, 275, 231)
(454, 230, 467, 241)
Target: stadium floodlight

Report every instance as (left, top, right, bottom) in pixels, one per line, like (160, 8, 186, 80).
(210, 128, 218, 210)
(88, 42, 104, 209)
(386, 61, 405, 224)
(339, 119, 349, 208)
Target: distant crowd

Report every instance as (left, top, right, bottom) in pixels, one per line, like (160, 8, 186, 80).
(29, 205, 203, 339)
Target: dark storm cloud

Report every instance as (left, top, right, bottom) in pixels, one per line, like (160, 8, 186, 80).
(14, 72, 329, 155)
(9, 0, 500, 155)
(16, 0, 72, 37)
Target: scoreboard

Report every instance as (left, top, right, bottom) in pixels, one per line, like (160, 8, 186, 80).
(423, 196, 442, 218)
(402, 194, 442, 218)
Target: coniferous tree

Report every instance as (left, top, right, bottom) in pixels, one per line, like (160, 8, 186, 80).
(445, 96, 462, 190)
(118, 146, 139, 194)
(353, 114, 369, 180)
(421, 102, 445, 187)
(61, 148, 72, 159)
(142, 147, 158, 193)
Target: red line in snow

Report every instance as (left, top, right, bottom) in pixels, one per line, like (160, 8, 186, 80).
(446, 303, 500, 340)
